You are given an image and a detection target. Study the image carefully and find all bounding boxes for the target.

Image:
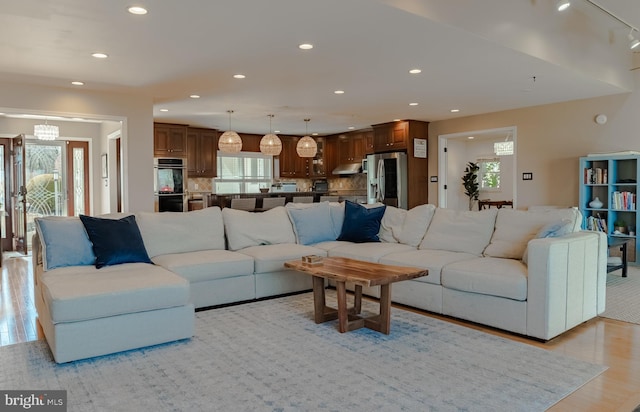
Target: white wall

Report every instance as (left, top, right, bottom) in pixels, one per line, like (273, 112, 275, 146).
(0, 81, 154, 212)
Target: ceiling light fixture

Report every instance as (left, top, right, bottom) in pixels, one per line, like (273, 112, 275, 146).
(628, 29, 640, 50)
(409, 69, 422, 74)
(334, 90, 345, 94)
(159, 109, 168, 112)
(260, 114, 282, 156)
(298, 43, 313, 50)
(409, 102, 419, 106)
(71, 81, 84, 86)
(296, 118, 317, 158)
(128, 6, 148, 15)
(218, 110, 243, 153)
(233, 74, 246, 79)
(556, 1, 570, 12)
(450, 109, 460, 113)
(91, 52, 108, 59)
(190, 94, 200, 99)
(34, 120, 59, 141)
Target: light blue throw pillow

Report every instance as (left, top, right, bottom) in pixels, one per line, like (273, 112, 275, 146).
(522, 218, 574, 265)
(287, 202, 337, 245)
(35, 217, 96, 270)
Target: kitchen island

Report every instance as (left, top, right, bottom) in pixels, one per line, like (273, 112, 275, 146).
(192, 191, 367, 210)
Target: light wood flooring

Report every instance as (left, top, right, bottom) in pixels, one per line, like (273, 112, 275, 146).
(1, 255, 640, 411)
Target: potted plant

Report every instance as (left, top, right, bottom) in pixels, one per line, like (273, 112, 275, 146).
(614, 219, 626, 234)
(462, 162, 480, 211)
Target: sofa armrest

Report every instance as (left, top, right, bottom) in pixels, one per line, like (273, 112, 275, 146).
(31, 232, 44, 286)
(526, 231, 605, 340)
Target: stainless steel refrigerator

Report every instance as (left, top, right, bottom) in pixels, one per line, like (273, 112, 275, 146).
(366, 152, 408, 209)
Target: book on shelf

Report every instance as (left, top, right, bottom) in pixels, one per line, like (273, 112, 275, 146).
(612, 191, 636, 210)
(583, 167, 607, 184)
(586, 215, 607, 233)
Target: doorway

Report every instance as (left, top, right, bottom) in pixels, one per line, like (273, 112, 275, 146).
(438, 126, 517, 210)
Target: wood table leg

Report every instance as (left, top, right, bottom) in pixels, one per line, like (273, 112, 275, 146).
(312, 276, 326, 324)
(354, 284, 362, 314)
(378, 283, 391, 334)
(336, 281, 349, 333)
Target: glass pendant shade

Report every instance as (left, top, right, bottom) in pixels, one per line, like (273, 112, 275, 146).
(34, 124, 59, 141)
(218, 130, 243, 153)
(296, 136, 317, 157)
(260, 133, 282, 155)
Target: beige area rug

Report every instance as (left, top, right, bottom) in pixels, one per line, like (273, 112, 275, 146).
(600, 266, 640, 324)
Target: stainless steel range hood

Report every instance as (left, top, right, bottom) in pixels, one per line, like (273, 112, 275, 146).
(331, 162, 362, 175)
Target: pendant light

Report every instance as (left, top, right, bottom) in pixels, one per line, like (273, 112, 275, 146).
(260, 114, 282, 155)
(296, 118, 317, 158)
(218, 110, 243, 153)
(34, 119, 59, 141)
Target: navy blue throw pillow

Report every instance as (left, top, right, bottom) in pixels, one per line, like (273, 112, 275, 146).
(337, 200, 386, 243)
(79, 214, 152, 268)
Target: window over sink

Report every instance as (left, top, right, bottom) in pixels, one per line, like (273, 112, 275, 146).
(214, 151, 273, 194)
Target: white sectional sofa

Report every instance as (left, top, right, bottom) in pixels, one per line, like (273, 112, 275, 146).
(32, 201, 606, 363)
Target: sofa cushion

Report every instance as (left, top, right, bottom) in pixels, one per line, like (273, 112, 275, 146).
(237, 243, 327, 274)
(441, 257, 528, 301)
(40, 263, 189, 323)
(483, 208, 581, 259)
(286, 201, 345, 238)
(286, 202, 337, 245)
(136, 207, 226, 258)
(419, 208, 498, 255)
(79, 214, 152, 268)
(152, 250, 255, 283)
(223, 206, 296, 251)
(380, 249, 477, 285)
(379, 204, 436, 247)
(311, 240, 353, 251)
(328, 242, 415, 262)
(522, 218, 575, 264)
(338, 201, 386, 243)
(34, 217, 95, 271)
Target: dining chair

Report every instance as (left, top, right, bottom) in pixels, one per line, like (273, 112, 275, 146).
(230, 198, 257, 211)
(261, 197, 286, 210)
(292, 196, 314, 203)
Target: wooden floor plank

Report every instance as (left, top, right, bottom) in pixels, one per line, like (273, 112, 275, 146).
(1, 256, 639, 410)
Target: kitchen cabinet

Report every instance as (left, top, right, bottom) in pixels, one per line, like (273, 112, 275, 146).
(154, 123, 187, 157)
(324, 137, 339, 176)
(364, 130, 374, 154)
(308, 137, 326, 178)
(338, 133, 365, 164)
(187, 127, 217, 178)
(373, 121, 410, 152)
(279, 136, 308, 178)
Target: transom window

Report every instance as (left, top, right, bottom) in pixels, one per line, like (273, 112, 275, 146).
(214, 151, 273, 194)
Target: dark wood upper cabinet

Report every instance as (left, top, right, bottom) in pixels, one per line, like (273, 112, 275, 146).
(154, 123, 187, 157)
(279, 136, 308, 178)
(308, 137, 326, 178)
(186, 127, 218, 178)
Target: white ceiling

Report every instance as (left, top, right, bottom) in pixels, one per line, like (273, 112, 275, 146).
(0, 0, 638, 135)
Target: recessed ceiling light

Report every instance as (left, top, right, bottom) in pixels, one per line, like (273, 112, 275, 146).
(71, 81, 84, 86)
(190, 94, 200, 99)
(298, 43, 313, 50)
(334, 90, 345, 94)
(450, 109, 460, 113)
(312, 132, 319, 136)
(393, 118, 401, 122)
(128, 6, 148, 15)
(409, 102, 419, 106)
(468, 136, 475, 140)
(159, 109, 169, 112)
(556, 1, 570, 12)
(92, 52, 108, 59)
(274, 130, 281, 133)
(348, 126, 355, 130)
(409, 69, 422, 74)
(233, 74, 246, 79)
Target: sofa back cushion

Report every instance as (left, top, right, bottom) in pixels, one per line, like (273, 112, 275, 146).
(136, 207, 226, 258)
(379, 204, 436, 247)
(285, 201, 345, 239)
(419, 208, 498, 255)
(34, 217, 96, 271)
(483, 208, 581, 259)
(223, 206, 296, 250)
(286, 202, 337, 245)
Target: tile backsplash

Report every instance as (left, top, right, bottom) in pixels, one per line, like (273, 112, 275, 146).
(188, 173, 366, 194)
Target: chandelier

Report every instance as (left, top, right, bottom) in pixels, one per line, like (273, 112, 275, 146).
(260, 114, 282, 155)
(218, 110, 243, 153)
(296, 118, 317, 158)
(34, 122, 59, 141)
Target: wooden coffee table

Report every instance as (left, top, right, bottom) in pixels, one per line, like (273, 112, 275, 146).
(285, 256, 428, 334)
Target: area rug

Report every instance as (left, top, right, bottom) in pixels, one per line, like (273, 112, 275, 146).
(600, 266, 640, 324)
(0, 292, 605, 411)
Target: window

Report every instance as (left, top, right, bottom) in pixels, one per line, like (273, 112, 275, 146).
(215, 151, 273, 194)
(478, 157, 501, 190)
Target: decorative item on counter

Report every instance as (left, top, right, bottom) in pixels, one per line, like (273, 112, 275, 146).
(302, 255, 323, 265)
(589, 197, 603, 209)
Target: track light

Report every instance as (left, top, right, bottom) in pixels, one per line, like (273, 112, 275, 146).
(556, 1, 570, 12)
(628, 29, 640, 50)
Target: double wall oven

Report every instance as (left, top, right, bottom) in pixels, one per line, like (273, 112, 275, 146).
(154, 158, 187, 212)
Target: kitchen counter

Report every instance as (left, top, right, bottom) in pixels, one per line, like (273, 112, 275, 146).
(207, 191, 367, 209)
